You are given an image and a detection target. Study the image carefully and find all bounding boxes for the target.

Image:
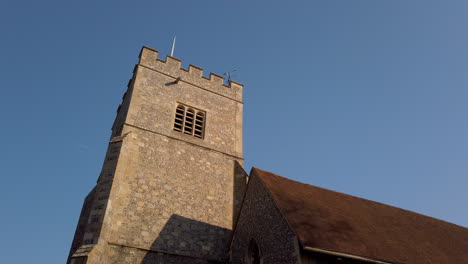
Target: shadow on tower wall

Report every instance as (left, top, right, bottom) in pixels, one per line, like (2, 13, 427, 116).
(140, 214, 231, 264)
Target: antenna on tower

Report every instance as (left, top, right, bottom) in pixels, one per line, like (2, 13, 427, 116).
(223, 69, 237, 83)
(170, 36, 176, 57)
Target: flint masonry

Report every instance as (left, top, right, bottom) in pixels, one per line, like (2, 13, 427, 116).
(68, 46, 468, 264)
(68, 46, 245, 263)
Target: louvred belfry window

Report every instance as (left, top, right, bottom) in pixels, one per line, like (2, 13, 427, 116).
(174, 103, 206, 139)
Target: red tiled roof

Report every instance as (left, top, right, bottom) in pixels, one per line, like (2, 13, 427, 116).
(254, 168, 468, 264)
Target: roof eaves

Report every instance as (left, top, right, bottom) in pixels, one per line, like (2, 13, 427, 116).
(303, 246, 395, 264)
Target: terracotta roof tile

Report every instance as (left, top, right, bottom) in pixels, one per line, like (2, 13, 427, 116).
(254, 168, 468, 264)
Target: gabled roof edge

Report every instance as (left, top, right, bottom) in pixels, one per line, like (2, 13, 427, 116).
(251, 168, 304, 247)
(253, 167, 400, 264)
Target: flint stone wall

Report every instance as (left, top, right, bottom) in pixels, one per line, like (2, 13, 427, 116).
(67, 46, 244, 264)
(231, 171, 301, 264)
(99, 46, 244, 262)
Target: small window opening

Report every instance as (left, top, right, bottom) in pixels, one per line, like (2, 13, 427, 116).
(247, 239, 261, 264)
(174, 105, 185, 132)
(194, 112, 205, 138)
(173, 104, 206, 138)
(184, 109, 195, 135)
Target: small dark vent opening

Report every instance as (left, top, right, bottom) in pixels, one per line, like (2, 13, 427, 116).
(248, 239, 261, 264)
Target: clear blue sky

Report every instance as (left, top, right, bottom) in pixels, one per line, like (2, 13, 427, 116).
(1, 1, 467, 263)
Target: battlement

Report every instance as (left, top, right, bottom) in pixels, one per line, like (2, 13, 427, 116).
(138, 46, 243, 102)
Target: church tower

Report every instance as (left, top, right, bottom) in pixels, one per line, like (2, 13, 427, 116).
(67, 46, 245, 264)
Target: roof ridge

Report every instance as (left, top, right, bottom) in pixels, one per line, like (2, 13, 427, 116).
(253, 167, 468, 229)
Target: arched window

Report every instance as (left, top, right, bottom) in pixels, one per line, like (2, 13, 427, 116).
(247, 239, 261, 264)
(173, 103, 206, 139)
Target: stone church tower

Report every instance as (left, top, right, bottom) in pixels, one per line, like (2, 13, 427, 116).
(68, 46, 246, 264)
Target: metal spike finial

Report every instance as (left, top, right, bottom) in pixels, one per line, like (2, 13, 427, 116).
(171, 36, 176, 57)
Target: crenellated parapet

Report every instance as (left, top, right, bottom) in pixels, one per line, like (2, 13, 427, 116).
(138, 46, 243, 102)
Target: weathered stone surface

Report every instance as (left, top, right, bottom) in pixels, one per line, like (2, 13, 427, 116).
(127, 63, 242, 158)
(106, 129, 237, 260)
(138, 47, 243, 102)
(68, 46, 244, 264)
(233, 161, 248, 229)
(230, 171, 301, 264)
(107, 244, 214, 264)
(67, 187, 96, 263)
